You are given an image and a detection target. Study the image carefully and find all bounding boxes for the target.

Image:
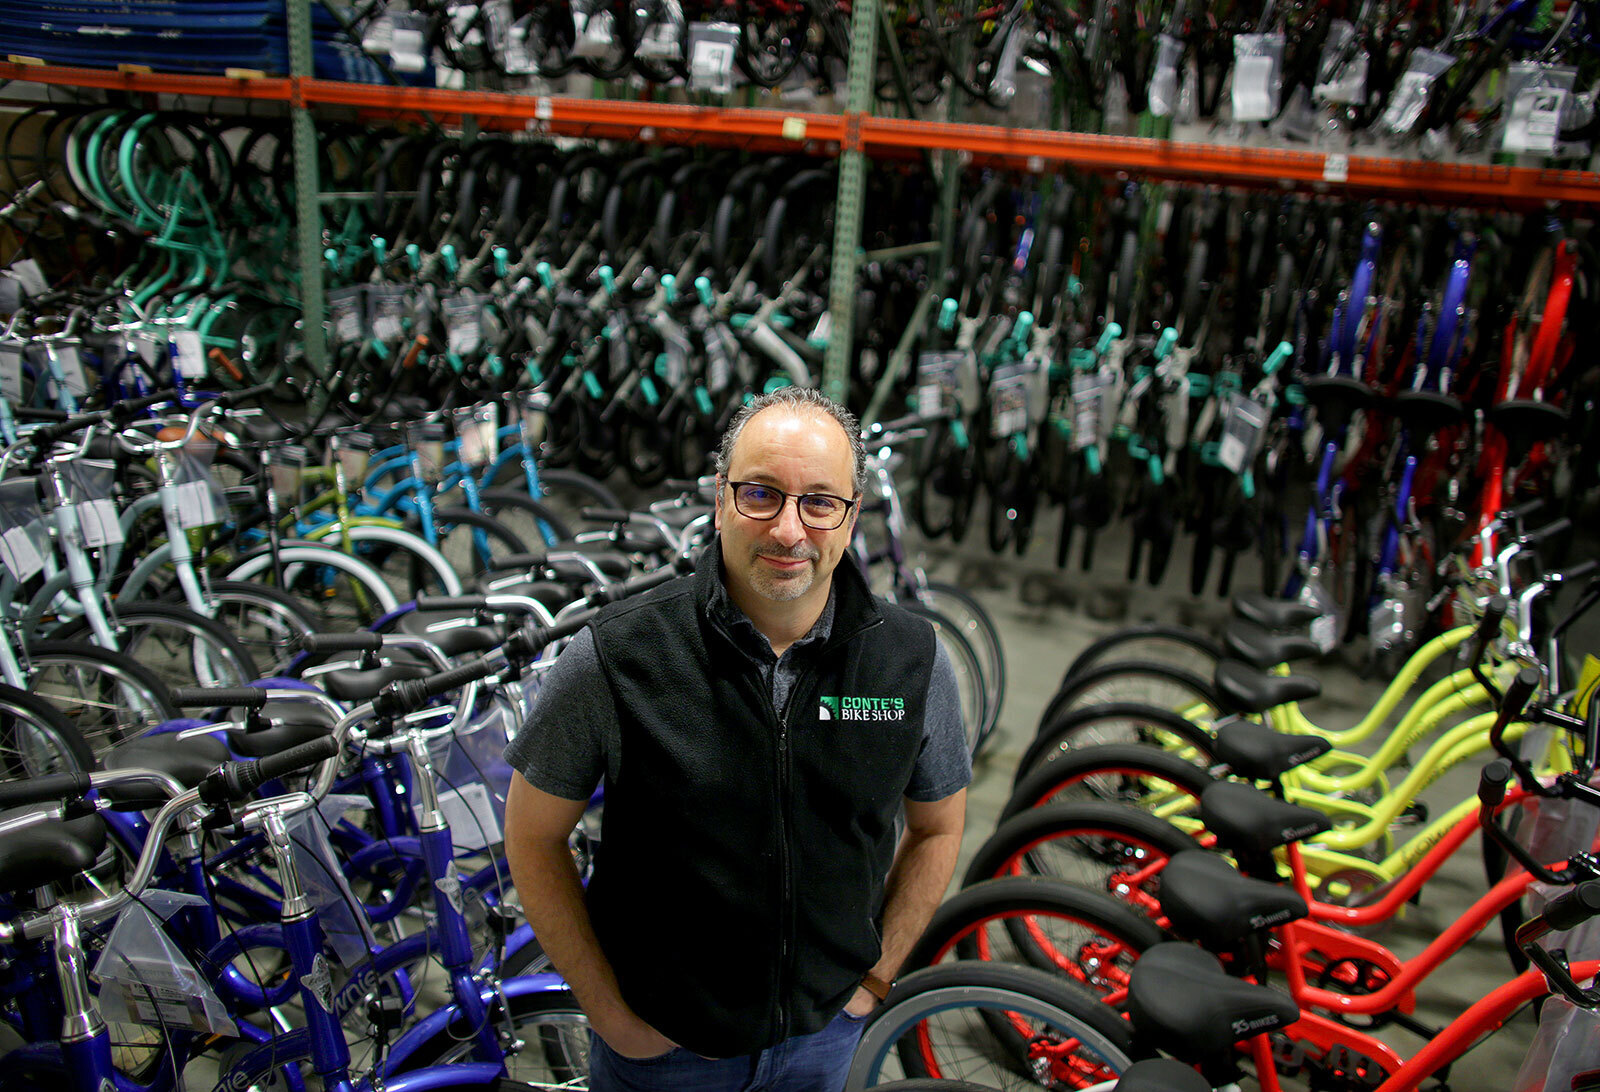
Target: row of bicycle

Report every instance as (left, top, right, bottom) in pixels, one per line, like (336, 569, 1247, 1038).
(895, 501, 1600, 1088)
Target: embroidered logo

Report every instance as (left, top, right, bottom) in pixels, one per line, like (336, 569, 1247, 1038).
(819, 695, 906, 722)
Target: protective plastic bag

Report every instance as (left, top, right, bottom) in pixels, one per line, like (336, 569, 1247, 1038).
(92, 890, 237, 1038)
(288, 795, 379, 968)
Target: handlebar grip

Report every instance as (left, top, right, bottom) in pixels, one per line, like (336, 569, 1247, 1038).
(1499, 666, 1542, 724)
(217, 382, 275, 410)
(504, 609, 598, 661)
(170, 687, 270, 710)
(298, 632, 383, 653)
(1508, 498, 1546, 523)
(1478, 759, 1513, 809)
(30, 410, 107, 448)
(1542, 880, 1600, 933)
(484, 552, 546, 572)
(0, 771, 92, 810)
(373, 656, 496, 717)
(1524, 517, 1573, 546)
(1466, 595, 1509, 666)
(11, 406, 69, 422)
(108, 390, 180, 425)
(1558, 560, 1600, 584)
(414, 596, 490, 612)
(589, 563, 682, 606)
(201, 735, 340, 804)
(580, 508, 634, 523)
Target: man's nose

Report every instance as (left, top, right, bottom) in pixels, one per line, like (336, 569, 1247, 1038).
(769, 498, 808, 545)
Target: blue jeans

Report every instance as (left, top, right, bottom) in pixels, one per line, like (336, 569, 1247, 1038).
(588, 1008, 870, 1092)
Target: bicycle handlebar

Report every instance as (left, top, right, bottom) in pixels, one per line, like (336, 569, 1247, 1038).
(298, 632, 385, 654)
(1517, 880, 1600, 1009)
(197, 735, 341, 806)
(170, 687, 270, 710)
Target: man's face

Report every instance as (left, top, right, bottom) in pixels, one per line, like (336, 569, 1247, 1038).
(714, 407, 858, 607)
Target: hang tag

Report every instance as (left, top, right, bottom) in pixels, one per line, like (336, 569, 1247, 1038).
(1502, 63, 1578, 156)
(53, 344, 90, 399)
(1380, 49, 1454, 134)
(0, 342, 24, 402)
(442, 292, 485, 355)
(1231, 34, 1285, 122)
(134, 328, 164, 367)
(917, 350, 963, 417)
(8, 259, 47, 298)
(1070, 372, 1105, 451)
(78, 499, 124, 547)
(572, 0, 616, 58)
(289, 799, 378, 968)
(389, 14, 428, 73)
(638, 0, 684, 59)
(989, 364, 1031, 436)
(687, 21, 739, 93)
(1148, 34, 1184, 117)
(174, 480, 219, 529)
(1313, 21, 1367, 105)
(171, 330, 206, 379)
(362, 12, 395, 54)
(328, 285, 366, 346)
(415, 782, 503, 852)
(368, 285, 407, 343)
(0, 524, 44, 583)
(1217, 393, 1269, 473)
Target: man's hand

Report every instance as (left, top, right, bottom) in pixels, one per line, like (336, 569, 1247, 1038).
(844, 986, 879, 1019)
(594, 1010, 680, 1060)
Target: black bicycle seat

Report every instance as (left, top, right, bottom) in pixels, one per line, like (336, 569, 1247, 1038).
(1200, 781, 1332, 861)
(391, 610, 501, 657)
(1113, 1058, 1211, 1092)
(1157, 850, 1309, 951)
(1212, 719, 1331, 782)
(1231, 591, 1319, 631)
(227, 713, 335, 759)
(104, 732, 231, 789)
(321, 660, 436, 703)
(1128, 942, 1300, 1064)
(1489, 399, 1569, 461)
(1221, 620, 1321, 670)
(1213, 659, 1321, 715)
(1391, 390, 1462, 435)
(0, 814, 107, 896)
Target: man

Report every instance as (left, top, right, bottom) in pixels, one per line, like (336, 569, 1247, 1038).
(503, 386, 969, 1091)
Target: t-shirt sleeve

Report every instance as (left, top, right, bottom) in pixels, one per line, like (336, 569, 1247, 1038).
(503, 627, 613, 801)
(905, 639, 973, 802)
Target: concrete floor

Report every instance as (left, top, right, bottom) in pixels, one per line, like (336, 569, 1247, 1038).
(896, 510, 1550, 1090)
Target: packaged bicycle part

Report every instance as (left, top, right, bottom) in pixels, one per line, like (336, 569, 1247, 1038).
(328, 285, 367, 348)
(687, 21, 739, 93)
(386, 12, 429, 74)
(1312, 20, 1367, 105)
(0, 477, 48, 585)
(916, 351, 965, 417)
(289, 795, 379, 968)
(453, 402, 500, 470)
(1502, 63, 1579, 156)
(1380, 49, 1455, 135)
(1232, 33, 1286, 122)
(637, 0, 686, 60)
(572, 0, 618, 59)
(92, 890, 237, 1037)
(1149, 34, 1185, 118)
(60, 459, 123, 548)
(485, 0, 535, 75)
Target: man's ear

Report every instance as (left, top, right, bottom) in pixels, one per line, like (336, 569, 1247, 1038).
(713, 477, 724, 533)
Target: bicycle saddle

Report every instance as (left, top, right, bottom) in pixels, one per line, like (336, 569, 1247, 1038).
(1489, 399, 1569, 463)
(1112, 1058, 1211, 1092)
(1391, 389, 1462, 436)
(1212, 718, 1331, 782)
(1213, 659, 1321, 716)
(390, 610, 501, 657)
(1221, 619, 1321, 671)
(473, 575, 577, 612)
(1127, 942, 1300, 1064)
(321, 660, 436, 703)
(1231, 591, 1319, 631)
(104, 731, 232, 789)
(0, 813, 107, 896)
(1199, 781, 1331, 861)
(1157, 850, 1309, 951)
(544, 550, 633, 583)
(228, 713, 334, 760)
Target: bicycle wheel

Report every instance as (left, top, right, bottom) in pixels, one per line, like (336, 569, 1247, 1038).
(23, 640, 177, 761)
(902, 876, 1161, 1008)
(532, 468, 624, 538)
(417, 506, 529, 585)
(400, 982, 590, 1083)
(187, 581, 318, 679)
(919, 582, 1005, 741)
(1001, 744, 1213, 826)
(54, 603, 259, 694)
(962, 803, 1197, 921)
(844, 962, 1136, 1090)
(1036, 661, 1221, 737)
(1061, 625, 1225, 682)
(905, 603, 988, 757)
(0, 681, 95, 779)
(226, 542, 402, 630)
(476, 489, 574, 552)
(1018, 704, 1218, 786)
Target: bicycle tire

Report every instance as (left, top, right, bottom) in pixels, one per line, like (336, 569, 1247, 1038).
(1061, 625, 1225, 683)
(309, 524, 463, 602)
(0, 680, 95, 779)
(52, 603, 259, 694)
(1036, 660, 1221, 737)
(902, 875, 1161, 1007)
(23, 640, 177, 761)
(225, 541, 403, 630)
(962, 802, 1196, 919)
(399, 981, 591, 1082)
(477, 489, 574, 550)
(531, 468, 625, 537)
(1018, 703, 1217, 787)
(1002, 743, 1214, 824)
(844, 962, 1136, 1090)
(420, 506, 530, 584)
(904, 602, 988, 758)
(192, 580, 320, 678)
(918, 582, 1005, 742)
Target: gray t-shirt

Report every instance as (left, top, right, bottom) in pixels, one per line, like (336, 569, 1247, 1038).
(504, 576, 972, 804)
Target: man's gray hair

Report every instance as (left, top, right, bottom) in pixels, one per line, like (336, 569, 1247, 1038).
(713, 386, 868, 498)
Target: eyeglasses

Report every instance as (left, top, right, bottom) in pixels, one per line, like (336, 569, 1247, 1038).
(726, 480, 857, 530)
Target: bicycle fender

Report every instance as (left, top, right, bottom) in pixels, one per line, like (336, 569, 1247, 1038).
(382, 972, 570, 1075)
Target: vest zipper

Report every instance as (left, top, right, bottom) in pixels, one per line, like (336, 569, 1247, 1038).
(772, 669, 810, 1045)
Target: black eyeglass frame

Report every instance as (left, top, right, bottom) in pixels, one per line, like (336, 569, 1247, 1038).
(723, 479, 859, 530)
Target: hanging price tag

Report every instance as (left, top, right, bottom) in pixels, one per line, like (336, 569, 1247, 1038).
(0, 524, 44, 583)
(1217, 393, 1269, 473)
(1148, 34, 1185, 117)
(173, 480, 219, 529)
(328, 286, 366, 346)
(423, 782, 503, 852)
(989, 363, 1032, 436)
(389, 14, 428, 73)
(8, 260, 47, 298)
(1380, 49, 1454, 134)
(77, 499, 124, 548)
(1232, 34, 1284, 122)
(171, 330, 207, 379)
(442, 292, 485, 356)
(368, 285, 407, 343)
(687, 22, 739, 93)
(0, 342, 24, 403)
(916, 350, 963, 417)
(53, 344, 90, 399)
(1070, 372, 1104, 451)
(1502, 63, 1578, 156)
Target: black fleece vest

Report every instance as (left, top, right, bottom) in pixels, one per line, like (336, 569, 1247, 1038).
(584, 549, 935, 1058)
